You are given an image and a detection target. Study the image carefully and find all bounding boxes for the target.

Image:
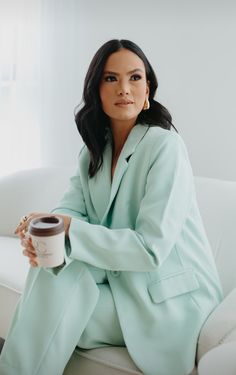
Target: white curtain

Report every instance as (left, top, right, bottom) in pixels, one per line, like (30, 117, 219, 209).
(0, 0, 41, 177)
(39, 0, 83, 168)
(0, 0, 82, 177)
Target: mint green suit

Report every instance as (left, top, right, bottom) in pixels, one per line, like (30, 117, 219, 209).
(0, 125, 222, 375)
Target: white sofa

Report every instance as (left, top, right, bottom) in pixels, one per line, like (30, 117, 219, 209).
(0, 167, 236, 375)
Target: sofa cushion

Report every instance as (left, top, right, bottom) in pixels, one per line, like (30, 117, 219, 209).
(0, 236, 29, 292)
(198, 341, 236, 375)
(197, 287, 236, 361)
(64, 347, 143, 375)
(0, 236, 29, 338)
(64, 347, 197, 375)
(194, 177, 236, 296)
(0, 167, 75, 237)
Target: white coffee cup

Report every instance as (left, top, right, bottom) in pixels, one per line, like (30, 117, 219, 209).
(29, 216, 65, 268)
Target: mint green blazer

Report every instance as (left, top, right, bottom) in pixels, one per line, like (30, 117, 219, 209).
(0, 124, 222, 375)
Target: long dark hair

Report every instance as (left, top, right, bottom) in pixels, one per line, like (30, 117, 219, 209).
(75, 39, 177, 178)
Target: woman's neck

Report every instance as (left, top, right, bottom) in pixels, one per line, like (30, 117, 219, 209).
(110, 120, 135, 181)
(111, 120, 135, 158)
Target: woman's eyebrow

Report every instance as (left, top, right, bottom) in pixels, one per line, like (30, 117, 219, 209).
(103, 68, 144, 75)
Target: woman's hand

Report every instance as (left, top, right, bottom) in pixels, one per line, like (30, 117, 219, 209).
(14, 212, 71, 267)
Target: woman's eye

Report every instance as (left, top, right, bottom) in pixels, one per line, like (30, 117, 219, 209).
(104, 75, 117, 82)
(130, 74, 142, 81)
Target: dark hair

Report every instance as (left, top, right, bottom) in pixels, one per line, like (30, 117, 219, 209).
(74, 39, 177, 177)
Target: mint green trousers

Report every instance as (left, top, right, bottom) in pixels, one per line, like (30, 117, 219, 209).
(78, 282, 125, 349)
(0, 263, 125, 375)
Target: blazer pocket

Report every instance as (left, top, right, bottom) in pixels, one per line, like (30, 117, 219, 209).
(148, 268, 200, 304)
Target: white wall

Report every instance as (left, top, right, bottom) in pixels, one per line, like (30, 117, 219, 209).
(41, 0, 236, 181)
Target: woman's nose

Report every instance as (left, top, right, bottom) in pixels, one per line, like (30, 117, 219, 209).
(117, 81, 130, 96)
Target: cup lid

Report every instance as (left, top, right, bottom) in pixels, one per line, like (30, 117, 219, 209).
(29, 216, 64, 237)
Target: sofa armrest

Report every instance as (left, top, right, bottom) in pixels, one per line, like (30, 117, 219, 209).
(0, 167, 74, 236)
(198, 341, 236, 375)
(197, 287, 236, 361)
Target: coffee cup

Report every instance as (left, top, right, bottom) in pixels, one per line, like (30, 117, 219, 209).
(28, 216, 65, 268)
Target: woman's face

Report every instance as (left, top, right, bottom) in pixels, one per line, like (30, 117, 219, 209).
(99, 48, 149, 128)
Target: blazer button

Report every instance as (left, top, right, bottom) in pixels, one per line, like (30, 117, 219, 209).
(111, 271, 121, 277)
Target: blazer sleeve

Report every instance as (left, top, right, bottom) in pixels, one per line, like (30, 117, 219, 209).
(48, 163, 89, 274)
(51, 165, 88, 222)
(66, 133, 194, 271)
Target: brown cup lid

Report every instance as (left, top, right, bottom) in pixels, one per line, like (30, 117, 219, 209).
(29, 216, 64, 237)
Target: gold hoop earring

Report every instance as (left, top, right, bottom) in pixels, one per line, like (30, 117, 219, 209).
(143, 98, 150, 111)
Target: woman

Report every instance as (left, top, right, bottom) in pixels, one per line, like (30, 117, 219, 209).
(0, 39, 222, 375)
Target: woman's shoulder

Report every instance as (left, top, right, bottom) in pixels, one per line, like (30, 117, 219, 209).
(143, 124, 187, 151)
(141, 124, 192, 172)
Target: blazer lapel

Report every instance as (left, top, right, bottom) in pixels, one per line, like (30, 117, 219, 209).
(101, 124, 150, 223)
(88, 142, 112, 221)
(88, 124, 149, 223)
